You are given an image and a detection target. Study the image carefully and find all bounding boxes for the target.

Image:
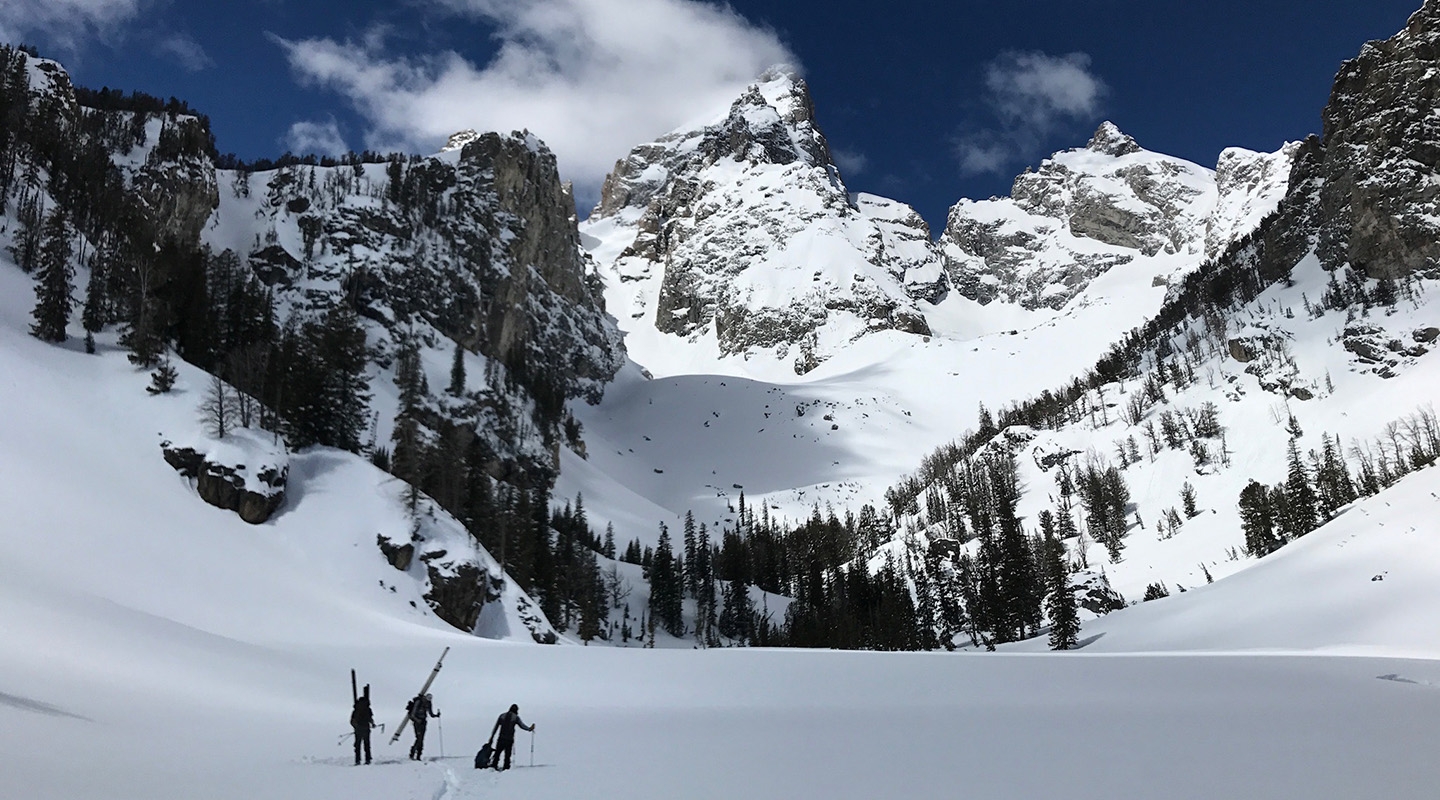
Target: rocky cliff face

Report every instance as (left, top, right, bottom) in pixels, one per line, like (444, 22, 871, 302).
(1315, 0, 1440, 279)
(939, 123, 1293, 311)
(213, 132, 622, 409)
(3, 49, 622, 641)
(11, 51, 219, 249)
(584, 68, 943, 374)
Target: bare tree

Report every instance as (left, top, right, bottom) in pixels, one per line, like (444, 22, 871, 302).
(198, 374, 241, 439)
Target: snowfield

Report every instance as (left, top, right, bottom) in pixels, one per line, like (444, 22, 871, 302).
(3, 253, 1440, 799)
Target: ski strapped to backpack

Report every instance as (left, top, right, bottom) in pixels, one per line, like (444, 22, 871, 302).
(388, 646, 449, 744)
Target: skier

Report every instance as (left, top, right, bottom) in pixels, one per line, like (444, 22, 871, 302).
(406, 692, 440, 760)
(487, 703, 535, 771)
(350, 693, 375, 765)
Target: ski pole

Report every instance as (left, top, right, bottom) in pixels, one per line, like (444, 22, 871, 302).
(438, 713, 445, 760)
(530, 729, 534, 767)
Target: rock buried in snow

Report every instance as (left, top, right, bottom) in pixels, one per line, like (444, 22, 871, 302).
(161, 430, 289, 524)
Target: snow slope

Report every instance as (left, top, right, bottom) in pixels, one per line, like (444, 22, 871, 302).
(568, 92, 1292, 548)
(562, 235, 1213, 542)
(1066, 465, 1440, 657)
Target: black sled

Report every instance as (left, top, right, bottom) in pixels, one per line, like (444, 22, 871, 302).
(474, 742, 494, 769)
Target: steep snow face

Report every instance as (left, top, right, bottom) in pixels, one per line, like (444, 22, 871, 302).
(940, 123, 1294, 310)
(1041, 465, 1440, 656)
(583, 68, 942, 375)
(0, 260, 558, 646)
(1205, 143, 1302, 260)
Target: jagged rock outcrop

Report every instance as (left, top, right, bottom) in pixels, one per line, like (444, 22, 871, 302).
(214, 131, 622, 407)
(1316, 0, 1440, 279)
(940, 122, 1294, 311)
(9, 50, 219, 249)
(161, 435, 288, 524)
(127, 116, 219, 249)
(378, 536, 415, 571)
(584, 67, 943, 373)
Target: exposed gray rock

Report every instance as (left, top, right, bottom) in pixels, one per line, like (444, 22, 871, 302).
(378, 536, 415, 571)
(1316, 0, 1440, 278)
(423, 560, 497, 633)
(130, 116, 219, 249)
(161, 442, 287, 524)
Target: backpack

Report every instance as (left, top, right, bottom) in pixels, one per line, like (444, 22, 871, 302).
(474, 742, 494, 769)
(351, 699, 370, 727)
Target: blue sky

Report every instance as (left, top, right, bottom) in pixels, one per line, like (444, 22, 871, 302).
(0, 0, 1423, 229)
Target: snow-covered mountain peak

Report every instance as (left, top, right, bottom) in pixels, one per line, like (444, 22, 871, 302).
(1206, 141, 1301, 259)
(1084, 120, 1143, 157)
(441, 128, 483, 153)
(583, 68, 940, 375)
(940, 125, 1293, 310)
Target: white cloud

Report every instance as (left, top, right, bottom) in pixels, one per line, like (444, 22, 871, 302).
(0, 0, 142, 51)
(283, 117, 349, 157)
(154, 33, 213, 72)
(955, 51, 1106, 176)
(273, 0, 793, 207)
(831, 146, 868, 177)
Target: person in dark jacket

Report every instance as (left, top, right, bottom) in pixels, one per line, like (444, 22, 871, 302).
(407, 693, 440, 760)
(487, 704, 535, 770)
(350, 695, 374, 765)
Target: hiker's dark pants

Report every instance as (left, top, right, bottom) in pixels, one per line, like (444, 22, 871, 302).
(492, 738, 515, 769)
(411, 720, 428, 758)
(353, 725, 371, 764)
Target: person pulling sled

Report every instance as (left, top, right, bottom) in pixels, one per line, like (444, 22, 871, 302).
(406, 692, 440, 760)
(485, 704, 535, 770)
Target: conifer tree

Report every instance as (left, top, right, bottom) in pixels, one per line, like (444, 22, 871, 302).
(991, 453, 1041, 641)
(1044, 534, 1080, 650)
(695, 522, 718, 646)
(682, 510, 698, 597)
(719, 576, 753, 643)
(81, 253, 106, 353)
(649, 524, 684, 636)
(29, 208, 74, 343)
(602, 523, 616, 559)
(1314, 434, 1357, 518)
(1181, 481, 1198, 518)
(1237, 480, 1282, 556)
(1281, 438, 1318, 538)
(448, 340, 466, 396)
(146, 357, 178, 395)
(391, 341, 427, 511)
(123, 262, 164, 369)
